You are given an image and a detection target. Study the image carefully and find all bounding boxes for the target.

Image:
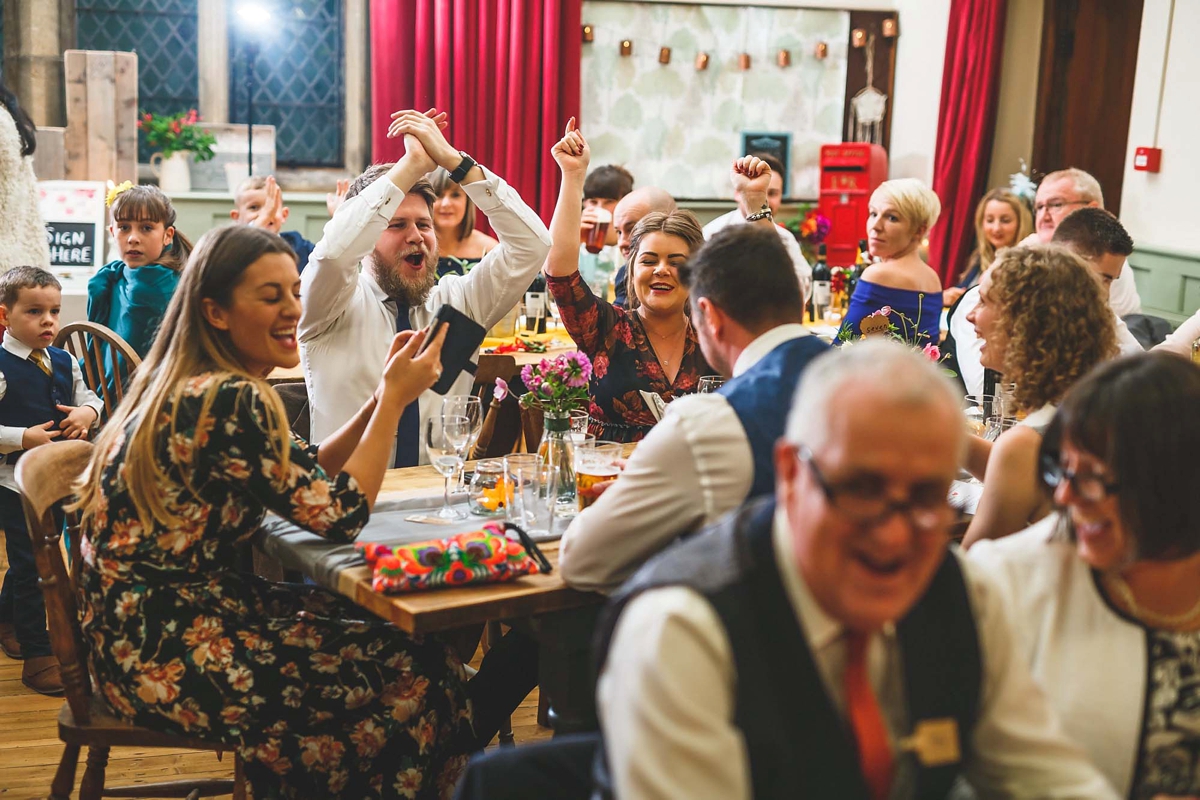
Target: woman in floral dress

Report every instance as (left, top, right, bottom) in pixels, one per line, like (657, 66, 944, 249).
(73, 224, 472, 798)
(541, 120, 712, 443)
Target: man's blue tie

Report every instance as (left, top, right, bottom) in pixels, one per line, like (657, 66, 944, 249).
(393, 301, 421, 467)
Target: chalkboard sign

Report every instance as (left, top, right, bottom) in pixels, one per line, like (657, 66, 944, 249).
(46, 222, 98, 267)
(38, 181, 107, 270)
(742, 132, 793, 197)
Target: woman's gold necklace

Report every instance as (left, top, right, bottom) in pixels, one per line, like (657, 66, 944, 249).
(645, 321, 688, 366)
(1102, 572, 1200, 629)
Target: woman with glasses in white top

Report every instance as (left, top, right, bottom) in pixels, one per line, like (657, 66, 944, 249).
(970, 352, 1200, 800)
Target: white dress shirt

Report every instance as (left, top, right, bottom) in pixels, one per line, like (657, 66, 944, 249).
(968, 517, 1149, 797)
(1108, 260, 1142, 317)
(0, 331, 103, 490)
(559, 324, 811, 594)
(598, 506, 1120, 800)
(1156, 308, 1200, 356)
(298, 167, 551, 462)
(950, 285, 1143, 398)
(703, 210, 812, 302)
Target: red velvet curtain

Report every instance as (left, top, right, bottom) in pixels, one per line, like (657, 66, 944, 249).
(927, 0, 1007, 287)
(370, 0, 581, 226)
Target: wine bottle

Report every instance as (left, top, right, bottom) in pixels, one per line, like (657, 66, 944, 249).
(812, 244, 831, 323)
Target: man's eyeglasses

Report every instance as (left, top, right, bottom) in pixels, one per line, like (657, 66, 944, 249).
(1039, 454, 1120, 502)
(1034, 199, 1088, 216)
(795, 446, 957, 532)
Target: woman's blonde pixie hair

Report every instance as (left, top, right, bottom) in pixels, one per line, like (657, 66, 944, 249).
(871, 178, 942, 234)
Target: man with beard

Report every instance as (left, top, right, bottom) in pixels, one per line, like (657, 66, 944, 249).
(299, 109, 551, 466)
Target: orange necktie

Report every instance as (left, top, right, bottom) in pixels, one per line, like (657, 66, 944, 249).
(30, 350, 52, 377)
(844, 631, 894, 800)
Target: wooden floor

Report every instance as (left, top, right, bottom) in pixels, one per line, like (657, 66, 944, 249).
(0, 530, 551, 799)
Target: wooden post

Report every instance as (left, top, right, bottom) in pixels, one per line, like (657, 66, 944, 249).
(63, 50, 138, 184)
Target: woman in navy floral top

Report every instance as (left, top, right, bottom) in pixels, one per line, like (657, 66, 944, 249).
(72, 224, 477, 799)
(542, 120, 711, 443)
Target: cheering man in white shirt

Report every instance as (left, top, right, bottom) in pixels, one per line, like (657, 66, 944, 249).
(299, 109, 551, 465)
(702, 151, 812, 302)
(561, 199, 829, 595)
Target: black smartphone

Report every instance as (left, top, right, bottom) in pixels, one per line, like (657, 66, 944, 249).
(420, 303, 487, 394)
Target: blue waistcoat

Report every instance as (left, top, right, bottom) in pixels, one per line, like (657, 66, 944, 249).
(719, 334, 830, 498)
(0, 345, 73, 462)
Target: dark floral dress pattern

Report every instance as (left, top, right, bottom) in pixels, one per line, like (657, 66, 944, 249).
(1131, 629, 1200, 799)
(78, 374, 474, 799)
(546, 270, 711, 443)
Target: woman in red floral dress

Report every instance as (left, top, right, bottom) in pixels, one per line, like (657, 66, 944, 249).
(73, 224, 475, 799)
(542, 120, 711, 443)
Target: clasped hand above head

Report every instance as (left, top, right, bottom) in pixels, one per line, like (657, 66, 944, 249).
(376, 321, 449, 410)
(387, 108, 457, 172)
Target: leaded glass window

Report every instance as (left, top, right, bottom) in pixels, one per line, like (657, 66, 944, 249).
(76, 0, 200, 164)
(228, 0, 343, 168)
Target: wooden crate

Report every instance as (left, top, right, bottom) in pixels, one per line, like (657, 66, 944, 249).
(63, 50, 138, 185)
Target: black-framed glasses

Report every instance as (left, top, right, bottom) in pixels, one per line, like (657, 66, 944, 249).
(1039, 454, 1120, 502)
(795, 446, 957, 532)
(1033, 199, 1088, 215)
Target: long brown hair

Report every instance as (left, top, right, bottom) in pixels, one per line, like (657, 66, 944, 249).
(73, 225, 297, 531)
(965, 188, 1033, 282)
(624, 210, 705, 311)
(110, 184, 194, 272)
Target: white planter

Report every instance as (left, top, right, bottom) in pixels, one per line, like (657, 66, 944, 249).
(150, 151, 192, 193)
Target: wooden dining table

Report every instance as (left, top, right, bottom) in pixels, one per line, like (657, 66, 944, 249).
(256, 450, 635, 734)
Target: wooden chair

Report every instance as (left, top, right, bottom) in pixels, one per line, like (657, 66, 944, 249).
(16, 440, 244, 799)
(472, 355, 524, 459)
(53, 322, 142, 422)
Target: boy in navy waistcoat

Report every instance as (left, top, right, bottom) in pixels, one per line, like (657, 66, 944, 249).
(0, 266, 102, 694)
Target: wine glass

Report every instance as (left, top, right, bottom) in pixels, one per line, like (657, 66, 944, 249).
(443, 395, 483, 485)
(698, 376, 726, 394)
(426, 414, 471, 519)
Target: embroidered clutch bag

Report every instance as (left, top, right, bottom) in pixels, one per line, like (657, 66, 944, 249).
(356, 522, 551, 594)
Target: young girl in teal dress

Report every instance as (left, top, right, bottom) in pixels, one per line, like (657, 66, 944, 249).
(87, 184, 192, 399)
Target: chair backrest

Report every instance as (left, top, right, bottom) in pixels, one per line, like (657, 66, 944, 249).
(54, 321, 142, 421)
(472, 355, 522, 457)
(273, 381, 311, 442)
(15, 440, 96, 724)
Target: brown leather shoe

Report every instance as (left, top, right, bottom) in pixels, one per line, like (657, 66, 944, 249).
(22, 655, 64, 696)
(0, 623, 21, 660)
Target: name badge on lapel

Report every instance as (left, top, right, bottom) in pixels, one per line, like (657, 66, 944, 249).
(898, 718, 960, 767)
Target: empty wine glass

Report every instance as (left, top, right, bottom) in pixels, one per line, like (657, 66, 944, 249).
(698, 376, 726, 394)
(426, 414, 471, 519)
(443, 395, 483, 484)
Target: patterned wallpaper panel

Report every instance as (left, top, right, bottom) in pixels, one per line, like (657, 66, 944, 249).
(580, 2, 848, 200)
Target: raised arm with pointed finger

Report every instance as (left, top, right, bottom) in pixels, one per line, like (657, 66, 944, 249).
(544, 117, 591, 279)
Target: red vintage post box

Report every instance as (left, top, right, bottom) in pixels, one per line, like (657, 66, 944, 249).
(818, 143, 888, 267)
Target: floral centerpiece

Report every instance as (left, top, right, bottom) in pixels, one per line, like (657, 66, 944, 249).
(137, 109, 217, 161)
(838, 305, 955, 377)
(784, 205, 832, 264)
(516, 352, 593, 506)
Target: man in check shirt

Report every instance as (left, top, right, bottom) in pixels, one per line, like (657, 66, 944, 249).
(299, 109, 551, 464)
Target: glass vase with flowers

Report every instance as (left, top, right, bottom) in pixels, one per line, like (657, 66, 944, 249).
(519, 351, 593, 510)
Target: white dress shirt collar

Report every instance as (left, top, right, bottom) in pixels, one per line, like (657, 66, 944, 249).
(2, 330, 36, 360)
(732, 323, 810, 378)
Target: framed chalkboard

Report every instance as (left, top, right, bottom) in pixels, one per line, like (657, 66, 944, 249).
(741, 131, 793, 196)
(38, 181, 107, 270)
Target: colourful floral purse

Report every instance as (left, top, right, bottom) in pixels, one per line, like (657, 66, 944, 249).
(356, 522, 552, 593)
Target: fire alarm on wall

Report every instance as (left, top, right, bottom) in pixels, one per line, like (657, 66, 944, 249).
(1134, 147, 1162, 172)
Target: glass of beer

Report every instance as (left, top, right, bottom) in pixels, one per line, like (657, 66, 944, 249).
(584, 209, 613, 254)
(575, 441, 622, 511)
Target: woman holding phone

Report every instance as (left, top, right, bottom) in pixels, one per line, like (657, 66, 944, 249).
(71, 225, 483, 797)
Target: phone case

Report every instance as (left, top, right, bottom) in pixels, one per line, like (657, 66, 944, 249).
(426, 304, 487, 394)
